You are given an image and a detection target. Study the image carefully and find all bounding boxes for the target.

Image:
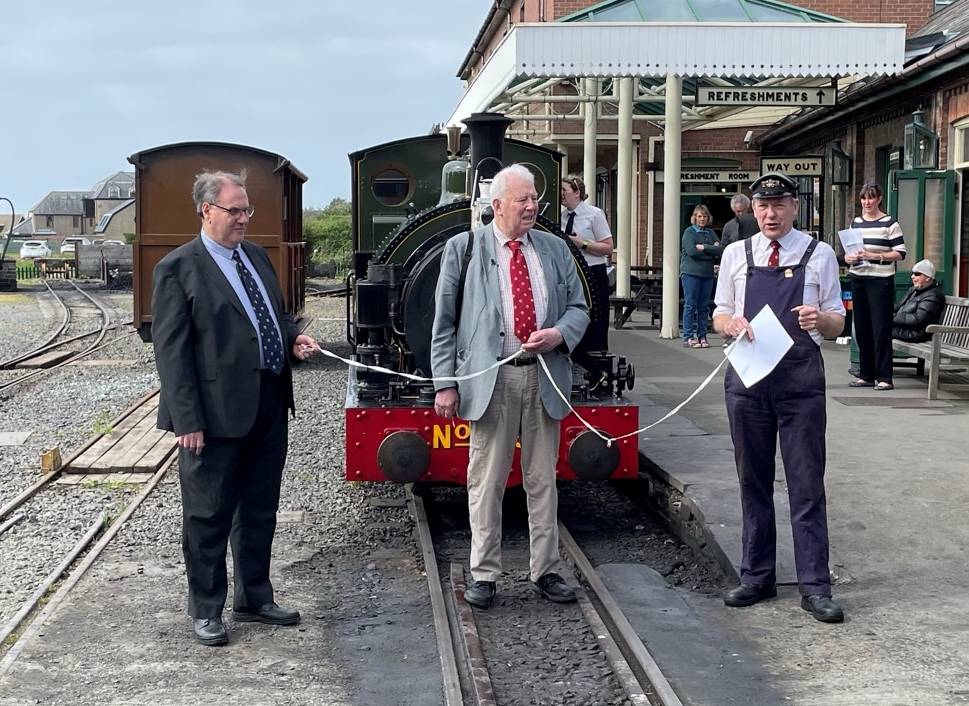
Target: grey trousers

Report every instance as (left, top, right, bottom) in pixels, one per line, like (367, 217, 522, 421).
(467, 364, 562, 583)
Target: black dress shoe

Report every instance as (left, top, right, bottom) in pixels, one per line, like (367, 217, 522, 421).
(532, 573, 577, 604)
(723, 583, 777, 607)
(801, 594, 845, 623)
(233, 602, 300, 625)
(193, 617, 228, 646)
(464, 580, 496, 609)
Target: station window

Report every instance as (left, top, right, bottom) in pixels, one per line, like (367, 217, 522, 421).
(371, 168, 411, 206)
(953, 119, 969, 170)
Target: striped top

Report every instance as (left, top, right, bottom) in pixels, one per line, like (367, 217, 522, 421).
(848, 215, 905, 278)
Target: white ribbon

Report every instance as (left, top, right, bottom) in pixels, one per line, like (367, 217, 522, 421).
(316, 344, 727, 446)
(315, 346, 525, 383)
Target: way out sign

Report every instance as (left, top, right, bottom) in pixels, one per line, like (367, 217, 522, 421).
(696, 84, 837, 107)
(759, 156, 824, 177)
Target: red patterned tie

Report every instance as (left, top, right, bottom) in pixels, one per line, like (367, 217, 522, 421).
(768, 240, 781, 268)
(506, 240, 537, 343)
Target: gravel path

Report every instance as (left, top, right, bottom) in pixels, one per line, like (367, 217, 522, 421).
(0, 286, 155, 627)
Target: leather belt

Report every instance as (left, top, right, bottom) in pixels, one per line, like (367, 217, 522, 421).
(506, 356, 537, 367)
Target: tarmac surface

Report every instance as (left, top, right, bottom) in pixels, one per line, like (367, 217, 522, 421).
(612, 319, 969, 706)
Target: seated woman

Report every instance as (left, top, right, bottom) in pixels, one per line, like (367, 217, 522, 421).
(892, 259, 945, 343)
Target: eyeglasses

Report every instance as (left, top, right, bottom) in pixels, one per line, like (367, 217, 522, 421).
(209, 203, 255, 219)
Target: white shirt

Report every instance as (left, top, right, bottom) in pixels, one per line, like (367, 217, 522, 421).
(561, 200, 612, 266)
(493, 226, 549, 357)
(713, 229, 845, 346)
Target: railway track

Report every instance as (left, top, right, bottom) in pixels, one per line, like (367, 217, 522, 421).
(408, 484, 689, 706)
(0, 390, 173, 672)
(0, 281, 135, 394)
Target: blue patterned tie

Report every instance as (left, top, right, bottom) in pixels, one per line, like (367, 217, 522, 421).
(232, 250, 284, 375)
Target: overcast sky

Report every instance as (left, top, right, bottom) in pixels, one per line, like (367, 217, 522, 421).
(1, 1, 488, 212)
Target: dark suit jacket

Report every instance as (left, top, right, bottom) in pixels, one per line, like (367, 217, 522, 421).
(152, 236, 299, 438)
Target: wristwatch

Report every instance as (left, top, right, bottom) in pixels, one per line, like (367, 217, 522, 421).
(581, 241, 589, 251)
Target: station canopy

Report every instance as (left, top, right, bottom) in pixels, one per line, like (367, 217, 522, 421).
(447, 0, 905, 129)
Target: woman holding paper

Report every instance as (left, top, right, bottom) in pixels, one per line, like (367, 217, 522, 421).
(845, 182, 905, 391)
(680, 204, 722, 348)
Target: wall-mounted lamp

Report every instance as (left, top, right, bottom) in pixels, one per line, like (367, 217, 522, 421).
(829, 140, 851, 186)
(903, 110, 938, 169)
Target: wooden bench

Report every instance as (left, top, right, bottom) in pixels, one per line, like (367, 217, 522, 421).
(892, 295, 969, 399)
(609, 266, 663, 329)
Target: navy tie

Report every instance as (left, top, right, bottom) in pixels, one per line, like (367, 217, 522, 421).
(564, 211, 575, 235)
(232, 250, 284, 375)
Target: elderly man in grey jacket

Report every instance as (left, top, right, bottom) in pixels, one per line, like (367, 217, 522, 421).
(431, 164, 589, 609)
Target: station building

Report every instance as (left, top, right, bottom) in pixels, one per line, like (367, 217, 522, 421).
(454, 0, 955, 332)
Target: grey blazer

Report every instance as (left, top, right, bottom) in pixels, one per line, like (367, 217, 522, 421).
(430, 224, 589, 421)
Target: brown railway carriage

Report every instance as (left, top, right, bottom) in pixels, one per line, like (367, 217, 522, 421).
(128, 141, 307, 341)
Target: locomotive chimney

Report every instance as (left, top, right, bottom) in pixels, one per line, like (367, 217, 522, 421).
(462, 112, 514, 182)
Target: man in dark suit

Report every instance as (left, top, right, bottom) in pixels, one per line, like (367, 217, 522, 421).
(152, 170, 318, 646)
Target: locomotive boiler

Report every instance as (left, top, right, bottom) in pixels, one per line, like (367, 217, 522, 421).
(345, 113, 638, 485)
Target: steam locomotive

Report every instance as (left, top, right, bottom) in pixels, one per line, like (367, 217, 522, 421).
(344, 113, 639, 485)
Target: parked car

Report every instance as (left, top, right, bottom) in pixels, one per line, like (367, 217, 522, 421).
(61, 236, 92, 254)
(19, 240, 52, 258)
(100, 239, 126, 247)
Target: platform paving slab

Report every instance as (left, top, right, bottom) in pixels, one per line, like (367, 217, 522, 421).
(611, 322, 969, 705)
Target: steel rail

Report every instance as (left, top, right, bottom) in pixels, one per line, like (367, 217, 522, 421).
(406, 485, 464, 706)
(0, 452, 175, 675)
(0, 281, 114, 391)
(0, 511, 106, 648)
(0, 387, 160, 523)
(558, 522, 685, 706)
(0, 321, 133, 370)
(0, 281, 71, 369)
(0, 324, 135, 394)
(0, 512, 24, 537)
(448, 563, 497, 706)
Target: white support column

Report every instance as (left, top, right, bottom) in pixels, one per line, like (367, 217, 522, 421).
(661, 74, 682, 339)
(631, 142, 639, 266)
(616, 77, 634, 298)
(556, 143, 569, 178)
(582, 78, 597, 197)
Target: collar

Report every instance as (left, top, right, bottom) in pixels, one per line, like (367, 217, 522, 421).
(762, 228, 799, 250)
(201, 230, 239, 260)
(493, 224, 531, 248)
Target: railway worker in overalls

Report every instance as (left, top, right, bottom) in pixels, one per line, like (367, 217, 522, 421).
(712, 173, 847, 623)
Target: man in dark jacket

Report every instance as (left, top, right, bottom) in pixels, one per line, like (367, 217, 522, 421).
(152, 170, 320, 646)
(892, 259, 945, 343)
(721, 194, 760, 247)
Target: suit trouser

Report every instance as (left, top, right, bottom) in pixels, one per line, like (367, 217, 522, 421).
(850, 274, 895, 383)
(178, 370, 287, 618)
(467, 365, 561, 583)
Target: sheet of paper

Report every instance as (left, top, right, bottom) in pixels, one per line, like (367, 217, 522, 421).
(725, 305, 794, 388)
(837, 228, 864, 254)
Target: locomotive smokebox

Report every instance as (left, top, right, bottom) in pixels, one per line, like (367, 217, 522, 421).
(463, 112, 515, 181)
(568, 430, 622, 481)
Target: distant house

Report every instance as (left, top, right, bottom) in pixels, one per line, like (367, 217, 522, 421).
(17, 170, 135, 239)
(86, 171, 135, 222)
(18, 191, 92, 238)
(0, 213, 24, 237)
(94, 198, 135, 239)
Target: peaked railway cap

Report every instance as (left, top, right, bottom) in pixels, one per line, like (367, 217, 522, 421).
(750, 172, 798, 200)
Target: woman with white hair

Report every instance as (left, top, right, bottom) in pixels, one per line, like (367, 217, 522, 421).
(892, 259, 945, 343)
